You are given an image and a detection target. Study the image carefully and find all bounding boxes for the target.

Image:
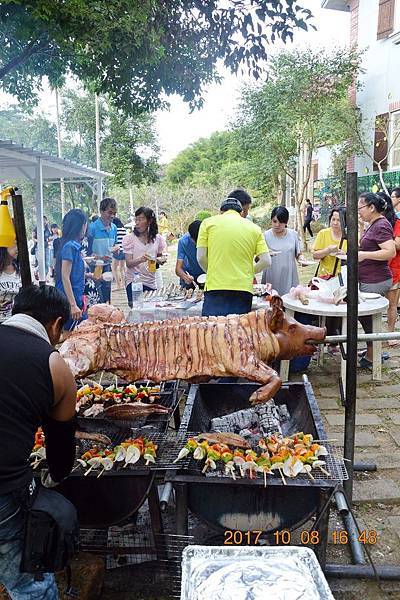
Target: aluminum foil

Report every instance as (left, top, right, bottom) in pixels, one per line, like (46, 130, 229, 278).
(181, 546, 334, 600)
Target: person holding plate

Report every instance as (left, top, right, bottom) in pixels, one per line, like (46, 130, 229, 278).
(122, 206, 167, 307)
(312, 208, 347, 277)
(261, 206, 305, 296)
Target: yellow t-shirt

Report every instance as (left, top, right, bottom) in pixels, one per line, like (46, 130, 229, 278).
(197, 210, 268, 293)
(312, 228, 348, 276)
(158, 216, 169, 235)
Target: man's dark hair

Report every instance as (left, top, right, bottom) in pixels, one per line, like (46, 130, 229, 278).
(100, 197, 117, 212)
(12, 285, 70, 327)
(227, 188, 252, 207)
(188, 220, 202, 242)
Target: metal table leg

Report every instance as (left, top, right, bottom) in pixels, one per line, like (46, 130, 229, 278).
(280, 309, 295, 381)
(318, 316, 327, 366)
(372, 312, 382, 381)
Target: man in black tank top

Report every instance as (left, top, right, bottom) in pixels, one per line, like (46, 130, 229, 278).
(0, 285, 77, 599)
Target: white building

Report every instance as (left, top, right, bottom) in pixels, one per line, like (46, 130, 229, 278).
(322, 0, 400, 186)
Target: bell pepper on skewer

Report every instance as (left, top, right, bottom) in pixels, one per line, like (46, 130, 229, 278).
(173, 438, 198, 463)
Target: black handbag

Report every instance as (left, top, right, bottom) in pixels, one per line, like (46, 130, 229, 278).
(20, 484, 79, 575)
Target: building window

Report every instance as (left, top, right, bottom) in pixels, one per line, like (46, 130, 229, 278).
(389, 111, 400, 169)
(377, 0, 396, 40)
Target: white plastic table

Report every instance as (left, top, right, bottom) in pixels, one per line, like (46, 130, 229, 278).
(280, 294, 389, 383)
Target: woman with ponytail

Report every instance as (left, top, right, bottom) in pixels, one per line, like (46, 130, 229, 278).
(357, 192, 396, 367)
(55, 208, 88, 329)
(122, 206, 167, 307)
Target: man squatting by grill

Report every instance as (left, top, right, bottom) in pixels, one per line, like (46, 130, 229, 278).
(197, 194, 271, 317)
(0, 285, 77, 598)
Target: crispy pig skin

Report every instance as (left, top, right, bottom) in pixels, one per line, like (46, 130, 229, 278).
(59, 301, 325, 405)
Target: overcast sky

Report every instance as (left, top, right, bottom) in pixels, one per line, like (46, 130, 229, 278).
(156, 1, 351, 163)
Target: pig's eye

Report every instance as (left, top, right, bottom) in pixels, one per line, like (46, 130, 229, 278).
(288, 324, 297, 334)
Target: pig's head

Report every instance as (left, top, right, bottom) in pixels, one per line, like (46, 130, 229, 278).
(267, 296, 326, 359)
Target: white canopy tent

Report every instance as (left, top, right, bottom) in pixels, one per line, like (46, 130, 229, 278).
(0, 139, 110, 282)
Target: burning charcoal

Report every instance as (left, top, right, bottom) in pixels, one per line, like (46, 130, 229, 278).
(277, 404, 290, 421)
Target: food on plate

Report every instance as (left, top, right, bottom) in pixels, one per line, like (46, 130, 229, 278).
(173, 431, 330, 485)
(82, 303, 125, 325)
(60, 296, 326, 405)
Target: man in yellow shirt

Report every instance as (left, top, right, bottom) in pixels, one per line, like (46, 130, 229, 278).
(197, 197, 270, 316)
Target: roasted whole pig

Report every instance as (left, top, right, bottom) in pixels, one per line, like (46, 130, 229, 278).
(82, 304, 125, 325)
(60, 297, 325, 404)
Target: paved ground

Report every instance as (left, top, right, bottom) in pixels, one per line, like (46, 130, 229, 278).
(107, 247, 400, 599)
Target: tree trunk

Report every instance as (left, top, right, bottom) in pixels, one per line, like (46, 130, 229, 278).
(377, 162, 389, 195)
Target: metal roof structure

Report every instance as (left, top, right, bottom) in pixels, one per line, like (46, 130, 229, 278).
(0, 139, 111, 282)
(0, 139, 110, 181)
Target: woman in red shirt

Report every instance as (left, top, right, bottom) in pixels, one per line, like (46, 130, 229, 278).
(383, 195, 400, 345)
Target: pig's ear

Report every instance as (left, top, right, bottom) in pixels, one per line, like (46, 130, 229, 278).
(269, 296, 285, 333)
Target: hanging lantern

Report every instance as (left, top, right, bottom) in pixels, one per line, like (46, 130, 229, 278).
(0, 186, 17, 247)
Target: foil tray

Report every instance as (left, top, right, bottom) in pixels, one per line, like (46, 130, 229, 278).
(181, 545, 334, 600)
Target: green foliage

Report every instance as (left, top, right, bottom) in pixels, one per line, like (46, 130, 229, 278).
(0, 1, 314, 114)
(194, 210, 213, 221)
(165, 131, 249, 189)
(60, 88, 159, 187)
(232, 46, 362, 222)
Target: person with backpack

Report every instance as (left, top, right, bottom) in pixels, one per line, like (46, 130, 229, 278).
(0, 285, 77, 598)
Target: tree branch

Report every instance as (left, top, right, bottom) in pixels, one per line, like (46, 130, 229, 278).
(0, 37, 49, 79)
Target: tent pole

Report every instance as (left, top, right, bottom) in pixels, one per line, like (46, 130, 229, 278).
(35, 158, 46, 285)
(343, 172, 358, 503)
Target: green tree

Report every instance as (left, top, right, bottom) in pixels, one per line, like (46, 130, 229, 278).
(165, 131, 251, 190)
(233, 47, 362, 241)
(0, 1, 314, 113)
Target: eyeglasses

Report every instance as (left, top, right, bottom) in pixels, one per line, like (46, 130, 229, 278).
(357, 203, 370, 211)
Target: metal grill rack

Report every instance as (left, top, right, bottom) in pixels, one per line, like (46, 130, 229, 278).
(78, 379, 180, 432)
(80, 525, 194, 599)
(71, 428, 171, 477)
(158, 432, 348, 484)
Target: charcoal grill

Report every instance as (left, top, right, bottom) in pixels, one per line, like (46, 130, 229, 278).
(166, 380, 347, 567)
(57, 418, 168, 528)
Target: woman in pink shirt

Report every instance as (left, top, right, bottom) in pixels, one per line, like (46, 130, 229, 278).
(122, 207, 167, 307)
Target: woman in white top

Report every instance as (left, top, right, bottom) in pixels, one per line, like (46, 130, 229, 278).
(262, 206, 304, 296)
(122, 207, 167, 308)
(0, 243, 21, 321)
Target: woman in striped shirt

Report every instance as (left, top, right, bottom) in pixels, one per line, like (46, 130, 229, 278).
(112, 216, 127, 290)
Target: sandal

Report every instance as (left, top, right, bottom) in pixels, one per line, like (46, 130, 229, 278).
(358, 357, 372, 369)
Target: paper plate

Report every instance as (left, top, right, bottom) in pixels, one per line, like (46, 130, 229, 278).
(361, 292, 380, 300)
(197, 274, 207, 284)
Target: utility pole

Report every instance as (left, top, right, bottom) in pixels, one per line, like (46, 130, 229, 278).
(55, 88, 65, 218)
(95, 94, 102, 207)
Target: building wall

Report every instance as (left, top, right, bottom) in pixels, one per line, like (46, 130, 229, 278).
(354, 0, 400, 175)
